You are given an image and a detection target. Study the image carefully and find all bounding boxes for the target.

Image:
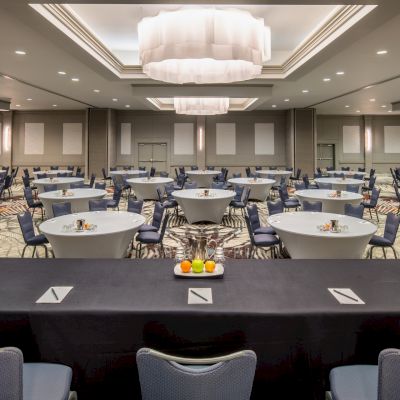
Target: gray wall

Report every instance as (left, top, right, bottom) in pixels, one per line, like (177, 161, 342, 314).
(11, 110, 86, 172)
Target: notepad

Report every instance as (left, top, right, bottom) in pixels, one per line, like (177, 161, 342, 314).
(328, 288, 365, 305)
(36, 286, 73, 304)
(188, 288, 213, 304)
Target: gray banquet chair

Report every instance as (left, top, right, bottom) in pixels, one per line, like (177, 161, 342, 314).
(137, 347, 256, 400)
(302, 200, 322, 212)
(328, 348, 400, 400)
(344, 204, 364, 219)
(0, 346, 76, 400)
(52, 202, 72, 217)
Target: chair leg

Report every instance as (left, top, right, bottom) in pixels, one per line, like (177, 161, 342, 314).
(375, 208, 379, 222)
(369, 208, 372, 219)
(43, 245, 48, 258)
(383, 247, 387, 259)
(369, 246, 375, 259)
(32, 246, 36, 258)
(21, 245, 27, 258)
(391, 246, 398, 259)
(160, 243, 165, 258)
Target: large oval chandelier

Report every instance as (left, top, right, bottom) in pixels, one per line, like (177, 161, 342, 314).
(138, 8, 271, 84)
(174, 98, 230, 115)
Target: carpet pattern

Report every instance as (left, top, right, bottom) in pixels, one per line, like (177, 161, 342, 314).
(1, 179, 399, 260)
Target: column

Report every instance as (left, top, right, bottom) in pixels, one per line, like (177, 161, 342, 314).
(196, 116, 206, 169)
(364, 116, 373, 172)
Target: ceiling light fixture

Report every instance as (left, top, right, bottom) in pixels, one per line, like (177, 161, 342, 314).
(93, 89, 100, 93)
(15, 104, 21, 107)
(26, 98, 32, 101)
(112, 98, 118, 102)
(125, 105, 131, 108)
(284, 99, 290, 102)
(58, 71, 66, 75)
(174, 97, 229, 115)
(15, 50, 26, 55)
(323, 78, 331, 82)
(52, 104, 57, 107)
(381, 105, 387, 108)
(388, 110, 393, 113)
(71, 78, 79, 82)
(336, 71, 345, 75)
(369, 98, 376, 102)
(271, 104, 277, 108)
(345, 105, 350, 108)
(376, 50, 388, 55)
(356, 110, 361, 113)
(138, 8, 271, 84)
(364, 86, 373, 90)
(302, 90, 309, 93)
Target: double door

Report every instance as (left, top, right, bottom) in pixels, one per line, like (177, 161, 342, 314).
(317, 144, 335, 170)
(138, 143, 168, 172)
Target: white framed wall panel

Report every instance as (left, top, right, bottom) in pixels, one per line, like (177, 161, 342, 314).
(384, 126, 400, 153)
(24, 123, 44, 155)
(216, 123, 236, 155)
(174, 123, 194, 155)
(120, 123, 132, 155)
(62, 123, 82, 155)
(255, 123, 275, 155)
(343, 125, 360, 153)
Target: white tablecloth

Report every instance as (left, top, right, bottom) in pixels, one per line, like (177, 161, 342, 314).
(110, 170, 142, 179)
(186, 170, 221, 187)
(39, 188, 107, 218)
(33, 170, 73, 177)
(33, 177, 84, 193)
(257, 170, 292, 183)
(126, 177, 174, 200)
(173, 189, 235, 223)
(267, 211, 376, 259)
(314, 177, 364, 192)
(40, 211, 145, 258)
(294, 189, 363, 214)
(228, 177, 275, 201)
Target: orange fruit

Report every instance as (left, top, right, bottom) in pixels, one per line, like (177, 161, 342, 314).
(205, 260, 216, 273)
(180, 260, 192, 273)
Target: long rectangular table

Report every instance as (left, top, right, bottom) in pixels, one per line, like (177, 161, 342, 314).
(1, 258, 400, 399)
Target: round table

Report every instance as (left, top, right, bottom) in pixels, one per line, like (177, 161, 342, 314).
(110, 170, 142, 179)
(126, 177, 174, 200)
(315, 177, 364, 192)
(33, 170, 73, 177)
(186, 170, 221, 187)
(294, 189, 363, 214)
(326, 170, 364, 178)
(39, 188, 107, 218)
(267, 211, 376, 259)
(172, 189, 235, 224)
(228, 177, 275, 201)
(40, 211, 145, 258)
(257, 170, 292, 183)
(33, 177, 84, 193)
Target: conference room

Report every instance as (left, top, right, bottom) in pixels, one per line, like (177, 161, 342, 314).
(1, 1, 400, 399)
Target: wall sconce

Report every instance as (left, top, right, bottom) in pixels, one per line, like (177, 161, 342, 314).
(3, 126, 10, 152)
(366, 127, 372, 152)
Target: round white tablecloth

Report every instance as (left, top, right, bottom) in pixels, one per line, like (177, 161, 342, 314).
(257, 170, 292, 183)
(267, 211, 376, 259)
(39, 188, 107, 218)
(228, 177, 275, 201)
(33, 177, 84, 193)
(110, 170, 142, 179)
(173, 189, 235, 223)
(314, 177, 364, 192)
(33, 170, 73, 177)
(294, 189, 363, 214)
(126, 177, 174, 200)
(186, 170, 221, 187)
(40, 211, 145, 258)
(326, 170, 364, 178)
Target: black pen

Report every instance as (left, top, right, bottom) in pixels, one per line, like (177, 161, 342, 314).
(333, 289, 358, 302)
(51, 288, 59, 301)
(190, 289, 208, 302)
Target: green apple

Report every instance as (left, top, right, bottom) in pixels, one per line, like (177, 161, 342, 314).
(191, 259, 204, 273)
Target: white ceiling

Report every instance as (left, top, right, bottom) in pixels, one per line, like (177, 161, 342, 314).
(0, 1, 400, 115)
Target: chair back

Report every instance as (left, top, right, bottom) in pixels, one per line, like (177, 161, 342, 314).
(76, 166, 82, 174)
(255, 166, 262, 171)
(179, 166, 185, 175)
(267, 199, 284, 216)
(94, 182, 106, 190)
(370, 187, 381, 206)
(165, 183, 175, 197)
(302, 175, 310, 188)
(23, 187, 35, 208)
(139, 172, 148, 178)
(317, 182, 332, 190)
(269, 166, 277, 170)
(295, 182, 306, 190)
(233, 185, 244, 202)
(159, 213, 170, 239)
(241, 187, 251, 205)
(368, 175, 376, 189)
(247, 204, 261, 231)
(89, 199, 108, 211)
(378, 348, 400, 400)
(232, 173, 242, 178)
(295, 168, 301, 179)
(369, 168, 376, 178)
(285, 167, 293, 172)
(102, 168, 108, 179)
(17, 211, 36, 243)
(191, 166, 199, 170)
(394, 183, 400, 201)
(57, 173, 68, 177)
(33, 167, 41, 172)
(110, 167, 117, 172)
(23, 168, 30, 178)
(326, 166, 334, 171)
(245, 167, 251, 177)
(67, 166, 74, 171)
(151, 202, 165, 230)
(211, 182, 224, 189)
(346, 184, 359, 193)
(75, 172, 85, 178)
(358, 167, 365, 172)
(279, 184, 289, 202)
(22, 176, 30, 189)
(156, 188, 164, 202)
(150, 167, 156, 177)
(128, 199, 144, 214)
(70, 182, 85, 189)
(3, 175, 12, 190)
(344, 204, 364, 219)
(316, 167, 322, 174)
(89, 173, 96, 187)
(36, 173, 47, 180)
(185, 181, 198, 189)
(177, 174, 187, 188)
(113, 186, 123, 205)
(52, 202, 72, 217)
(0, 347, 23, 400)
(302, 200, 322, 212)
(206, 166, 215, 170)
(341, 166, 350, 171)
(43, 184, 57, 192)
(334, 173, 344, 178)
(139, 166, 146, 171)
(136, 347, 256, 400)
(50, 166, 59, 170)
(383, 213, 400, 244)
(353, 174, 364, 180)
(160, 171, 169, 178)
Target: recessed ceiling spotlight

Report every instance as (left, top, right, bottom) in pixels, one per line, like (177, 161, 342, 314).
(356, 110, 361, 113)
(52, 104, 57, 107)
(345, 105, 350, 108)
(125, 105, 131, 108)
(112, 98, 118, 102)
(15, 104, 21, 107)
(26, 98, 32, 101)
(3, 75, 13, 80)
(388, 110, 393, 113)
(376, 50, 388, 55)
(284, 98, 290, 102)
(57, 71, 66, 75)
(271, 104, 277, 108)
(71, 78, 79, 82)
(381, 105, 387, 108)
(15, 50, 26, 55)
(369, 98, 376, 102)
(93, 89, 100, 93)
(336, 71, 345, 75)
(364, 86, 373, 90)
(302, 89, 309, 93)
(323, 78, 331, 82)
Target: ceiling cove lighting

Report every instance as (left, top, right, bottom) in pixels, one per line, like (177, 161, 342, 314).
(174, 98, 229, 115)
(138, 8, 271, 84)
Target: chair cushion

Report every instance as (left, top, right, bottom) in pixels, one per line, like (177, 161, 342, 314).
(230, 201, 245, 208)
(253, 234, 280, 246)
(254, 226, 276, 235)
(284, 199, 300, 207)
(137, 231, 161, 243)
(361, 202, 373, 209)
(163, 200, 178, 208)
(369, 235, 392, 246)
(26, 234, 48, 246)
(138, 224, 158, 233)
(106, 200, 117, 208)
(329, 365, 378, 400)
(23, 363, 72, 400)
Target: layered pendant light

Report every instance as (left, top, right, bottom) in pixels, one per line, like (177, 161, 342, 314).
(174, 98, 229, 115)
(138, 8, 271, 84)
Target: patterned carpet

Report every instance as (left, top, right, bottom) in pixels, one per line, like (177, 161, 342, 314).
(0, 178, 399, 259)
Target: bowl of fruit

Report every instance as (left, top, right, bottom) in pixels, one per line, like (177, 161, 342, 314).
(174, 258, 224, 278)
